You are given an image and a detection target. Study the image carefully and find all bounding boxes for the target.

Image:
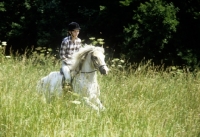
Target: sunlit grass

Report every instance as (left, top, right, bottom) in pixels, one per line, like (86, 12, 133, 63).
(0, 54, 200, 137)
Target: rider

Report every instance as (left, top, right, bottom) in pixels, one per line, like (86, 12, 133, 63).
(60, 22, 82, 84)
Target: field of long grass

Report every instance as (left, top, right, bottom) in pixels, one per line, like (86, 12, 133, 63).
(0, 52, 200, 137)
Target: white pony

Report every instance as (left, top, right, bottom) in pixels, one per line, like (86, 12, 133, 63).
(37, 45, 109, 111)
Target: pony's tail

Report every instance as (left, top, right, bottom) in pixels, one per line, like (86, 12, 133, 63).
(36, 79, 44, 93)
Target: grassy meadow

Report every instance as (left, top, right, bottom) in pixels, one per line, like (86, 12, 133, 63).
(0, 52, 200, 137)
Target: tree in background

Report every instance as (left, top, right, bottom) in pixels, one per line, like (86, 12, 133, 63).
(120, 0, 179, 64)
(169, 0, 200, 67)
(0, 0, 38, 53)
(0, 0, 200, 67)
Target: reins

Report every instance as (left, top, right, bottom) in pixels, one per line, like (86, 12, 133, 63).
(70, 64, 106, 83)
(69, 69, 96, 84)
(80, 64, 106, 73)
(80, 70, 97, 73)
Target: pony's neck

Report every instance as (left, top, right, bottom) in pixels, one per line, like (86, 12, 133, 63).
(81, 59, 95, 72)
(80, 54, 96, 73)
(80, 59, 97, 82)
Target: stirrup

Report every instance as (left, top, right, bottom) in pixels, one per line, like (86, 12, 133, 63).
(60, 68, 64, 75)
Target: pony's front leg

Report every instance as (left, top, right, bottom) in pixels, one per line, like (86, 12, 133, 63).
(84, 94, 105, 111)
(95, 98, 106, 111)
(95, 85, 105, 111)
(83, 97, 99, 111)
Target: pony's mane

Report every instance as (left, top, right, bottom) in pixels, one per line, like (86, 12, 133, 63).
(70, 45, 104, 71)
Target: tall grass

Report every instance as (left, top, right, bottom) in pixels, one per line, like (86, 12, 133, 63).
(0, 53, 200, 137)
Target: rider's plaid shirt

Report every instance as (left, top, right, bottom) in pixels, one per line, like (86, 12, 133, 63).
(60, 36, 81, 64)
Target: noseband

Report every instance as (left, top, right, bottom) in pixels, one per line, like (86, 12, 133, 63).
(98, 65, 106, 70)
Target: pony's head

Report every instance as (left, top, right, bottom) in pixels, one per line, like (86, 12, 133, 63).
(90, 47, 109, 75)
(71, 45, 109, 75)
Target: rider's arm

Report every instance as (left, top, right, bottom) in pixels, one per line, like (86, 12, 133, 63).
(60, 38, 72, 63)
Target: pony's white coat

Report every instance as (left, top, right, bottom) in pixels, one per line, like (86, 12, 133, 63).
(37, 45, 109, 111)
(37, 71, 63, 96)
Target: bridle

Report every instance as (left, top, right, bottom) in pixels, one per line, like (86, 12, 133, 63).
(80, 64, 107, 73)
(80, 70, 97, 73)
(64, 51, 107, 84)
(70, 62, 107, 84)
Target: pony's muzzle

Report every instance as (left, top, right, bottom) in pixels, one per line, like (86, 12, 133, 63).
(99, 65, 109, 75)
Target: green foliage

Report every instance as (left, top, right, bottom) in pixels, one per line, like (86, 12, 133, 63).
(122, 0, 179, 62)
(0, 2, 6, 11)
(1, 0, 200, 67)
(0, 41, 7, 59)
(119, 0, 133, 6)
(88, 37, 105, 46)
(110, 58, 125, 68)
(177, 49, 198, 67)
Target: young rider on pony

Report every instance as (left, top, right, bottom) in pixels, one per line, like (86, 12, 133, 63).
(59, 22, 82, 84)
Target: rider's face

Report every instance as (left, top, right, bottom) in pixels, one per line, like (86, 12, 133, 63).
(70, 29, 80, 38)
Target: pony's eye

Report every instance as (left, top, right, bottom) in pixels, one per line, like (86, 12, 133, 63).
(92, 56, 97, 60)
